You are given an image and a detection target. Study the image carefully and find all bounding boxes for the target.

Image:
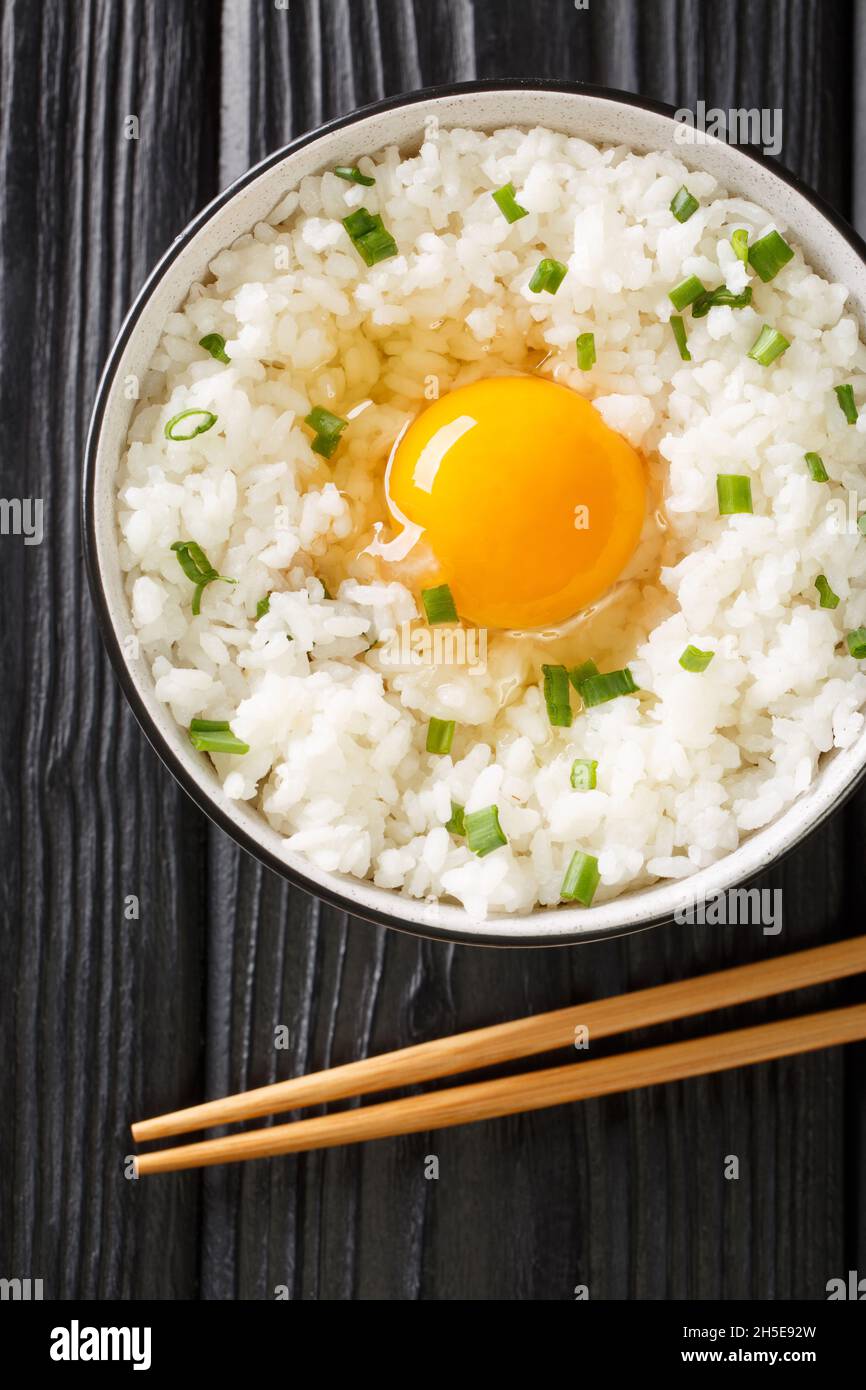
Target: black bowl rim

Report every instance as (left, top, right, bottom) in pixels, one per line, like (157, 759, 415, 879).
(82, 77, 866, 948)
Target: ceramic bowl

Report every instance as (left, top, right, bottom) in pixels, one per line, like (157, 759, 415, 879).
(84, 81, 866, 946)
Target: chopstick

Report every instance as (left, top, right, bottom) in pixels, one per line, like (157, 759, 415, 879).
(132, 934, 866, 1142)
(134, 1003, 866, 1174)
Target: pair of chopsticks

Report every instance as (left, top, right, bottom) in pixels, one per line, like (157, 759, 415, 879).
(132, 935, 866, 1175)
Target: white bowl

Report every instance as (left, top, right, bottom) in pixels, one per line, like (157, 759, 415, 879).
(84, 81, 866, 947)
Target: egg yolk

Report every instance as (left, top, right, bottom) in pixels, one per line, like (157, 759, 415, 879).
(386, 375, 647, 629)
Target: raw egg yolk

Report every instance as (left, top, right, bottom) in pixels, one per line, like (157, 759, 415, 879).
(387, 375, 647, 629)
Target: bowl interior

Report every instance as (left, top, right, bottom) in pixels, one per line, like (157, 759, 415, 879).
(86, 85, 866, 945)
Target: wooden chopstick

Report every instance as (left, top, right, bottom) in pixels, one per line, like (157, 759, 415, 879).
(134, 1003, 866, 1174)
(132, 934, 866, 1142)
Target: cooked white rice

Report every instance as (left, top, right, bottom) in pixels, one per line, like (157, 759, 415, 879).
(117, 123, 866, 919)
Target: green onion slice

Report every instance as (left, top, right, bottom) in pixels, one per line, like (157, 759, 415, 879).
(858, 514, 866, 538)
(421, 584, 458, 624)
(669, 275, 705, 311)
(747, 325, 790, 366)
(691, 285, 752, 318)
(670, 187, 699, 222)
(256, 594, 271, 619)
(805, 452, 829, 482)
(334, 165, 375, 186)
(670, 315, 691, 361)
(426, 717, 456, 755)
(846, 628, 866, 659)
(568, 659, 599, 690)
(835, 384, 859, 424)
(579, 668, 638, 708)
(165, 408, 218, 441)
(445, 802, 465, 836)
(528, 258, 568, 295)
(343, 208, 378, 237)
(542, 664, 573, 728)
(748, 229, 794, 282)
(576, 332, 596, 371)
(716, 474, 753, 515)
(815, 575, 840, 609)
(171, 541, 236, 616)
(465, 805, 507, 858)
(731, 229, 749, 262)
(492, 182, 528, 223)
(305, 405, 348, 458)
(342, 207, 398, 266)
(199, 333, 230, 363)
(189, 719, 249, 755)
(570, 759, 598, 791)
(679, 644, 715, 672)
(561, 850, 601, 905)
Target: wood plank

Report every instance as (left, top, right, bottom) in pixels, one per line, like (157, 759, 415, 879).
(0, 0, 220, 1299)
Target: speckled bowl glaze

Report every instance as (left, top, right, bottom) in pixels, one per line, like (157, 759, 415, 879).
(84, 81, 866, 947)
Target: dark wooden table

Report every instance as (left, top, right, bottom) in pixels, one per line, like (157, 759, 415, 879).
(2, 0, 864, 1301)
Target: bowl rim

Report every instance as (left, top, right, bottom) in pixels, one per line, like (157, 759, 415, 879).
(82, 77, 866, 948)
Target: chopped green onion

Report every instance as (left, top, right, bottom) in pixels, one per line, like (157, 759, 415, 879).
(308, 433, 341, 459)
(304, 405, 348, 458)
(716, 474, 753, 515)
(748, 229, 794, 283)
(491, 182, 528, 223)
(579, 668, 638, 708)
(568, 659, 599, 690)
(305, 406, 346, 436)
(165, 408, 218, 441)
(835, 384, 858, 424)
(350, 219, 398, 265)
(669, 275, 705, 311)
(445, 802, 465, 836)
(343, 208, 377, 237)
(805, 452, 829, 482)
(731, 229, 749, 262)
(570, 759, 598, 791)
(528, 258, 568, 295)
(189, 719, 249, 755)
(846, 628, 866, 659)
(747, 325, 790, 366)
(858, 514, 866, 538)
(341, 207, 398, 266)
(815, 575, 840, 609)
(576, 332, 596, 371)
(199, 333, 230, 363)
(464, 805, 507, 858)
(256, 594, 271, 619)
(691, 285, 753, 317)
(679, 644, 715, 672)
(542, 664, 572, 728)
(670, 186, 699, 222)
(670, 315, 691, 361)
(561, 850, 600, 906)
(333, 165, 375, 186)
(421, 584, 458, 624)
(171, 541, 236, 615)
(171, 540, 213, 586)
(426, 717, 456, 755)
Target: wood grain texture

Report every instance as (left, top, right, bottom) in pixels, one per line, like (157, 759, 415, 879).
(0, 0, 863, 1300)
(0, 0, 220, 1300)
